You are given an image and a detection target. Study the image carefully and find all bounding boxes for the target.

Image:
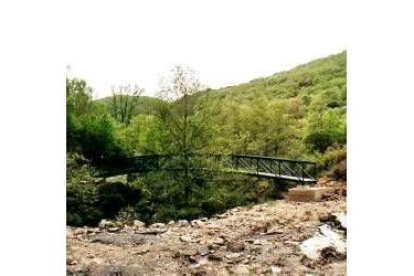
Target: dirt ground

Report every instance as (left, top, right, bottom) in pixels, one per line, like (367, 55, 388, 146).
(67, 192, 346, 276)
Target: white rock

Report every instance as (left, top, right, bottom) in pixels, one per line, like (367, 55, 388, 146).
(133, 220, 146, 228)
(191, 220, 204, 228)
(178, 220, 189, 227)
(271, 266, 282, 275)
(212, 237, 225, 245)
(299, 224, 346, 260)
(180, 235, 192, 242)
(225, 252, 244, 259)
(232, 265, 250, 275)
(98, 219, 107, 229)
(107, 226, 121, 233)
(73, 228, 86, 235)
(253, 239, 270, 245)
(150, 223, 165, 228)
(333, 212, 347, 229)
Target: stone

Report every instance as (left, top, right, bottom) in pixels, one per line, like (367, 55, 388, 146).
(208, 254, 223, 261)
(150, 223, 165, 228)
(333, 213, 347, 229)
(180, 235, 192, 243)
(227, 242, 245, 252)
(253, 239, 270, 245)
(191, 220, 204, 228)
(265, 225, 285, 235)
(74, 228, 86, 235)
(133, 244, 150, 255)
(133, 220, 146, 228)
(66, 257, 77, 265)
(208, 244, 220, 250)
(212, 237, 225, 245)
(232, 265, 250, 275)
(284, 241, 300, 246)
(178, 248, 198, 256)
(136, 228, 167, 235)
(89, 228, 100, 234)
(299, 225, 346, 260)
(197, 247, 210, 256)
(226, 253, 244, 260)
(271, 266, 282, 275)
(178, 220, 189, 227)
(189, 255, 198, 263)
(198, 256, 209, 265)
(215, 213, 227, 219)
(98, 219, 107, 229)
(107, 226, 121, 233)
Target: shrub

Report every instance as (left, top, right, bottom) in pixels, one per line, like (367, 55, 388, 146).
(97, 182, 142, 218)
(66, 153, 94, 184)
(305, 130, 334, 153)
(66, 183, 101, 226)
(319, 145, 347, 172)
(66, 181, 143, 226)
(115, 206, 141, 225)
(328, 159, 347, 180)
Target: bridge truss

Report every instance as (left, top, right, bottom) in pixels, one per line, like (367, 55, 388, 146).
(97, 154, 317, 183)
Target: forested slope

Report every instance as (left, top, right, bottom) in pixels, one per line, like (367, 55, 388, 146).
(193, 51, 346, 171)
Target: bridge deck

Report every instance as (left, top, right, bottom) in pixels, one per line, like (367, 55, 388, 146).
(244, 172, 316, 182)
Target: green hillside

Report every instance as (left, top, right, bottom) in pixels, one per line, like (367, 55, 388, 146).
(193, 51, 346, 171)
(196, 51, 346, 105)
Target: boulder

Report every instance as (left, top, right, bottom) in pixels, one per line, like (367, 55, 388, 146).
(299, 225, 346, 260)
(133, 220, 146, 228)
(208, 254, 224, 261)
(180, 235, 192, 243)
(211, 237, 225, 245)
(107, 226, 121, 233)
(73, 228, 87, 235)
(150, 223, 166, 228)
(178, 220, 189, 227)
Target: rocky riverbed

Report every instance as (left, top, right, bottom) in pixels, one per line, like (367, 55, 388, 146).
(67, 195, 346, 276)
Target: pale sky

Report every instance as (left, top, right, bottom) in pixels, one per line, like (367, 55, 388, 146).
(66, 0, 346, 99)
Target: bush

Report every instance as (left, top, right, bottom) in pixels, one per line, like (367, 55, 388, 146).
(328, 159, 347, 180)
(305, 130, 334, 153)
(319, 145, 347, 172)
(66, 153, 94, 184)
(66, 182, 142, 226)
(115, 206, 141, 225)
(66, 183, 101, 226)
(97, 182, 142, 218)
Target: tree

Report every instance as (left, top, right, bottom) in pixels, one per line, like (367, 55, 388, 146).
(156, 65, 210, 155)
(66, 78, 93, 117)
(67, 78, 93, 152)
(155, 65, 211, 198)
(110, 84, 144, 126)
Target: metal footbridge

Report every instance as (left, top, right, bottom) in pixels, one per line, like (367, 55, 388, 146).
(97, 154, 317, 183)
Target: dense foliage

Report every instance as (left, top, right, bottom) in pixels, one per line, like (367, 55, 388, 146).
(67, 52, 346, 226)
(193, 51, 346, 170)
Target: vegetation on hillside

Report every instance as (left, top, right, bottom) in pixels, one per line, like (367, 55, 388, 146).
(66, 52, 346, 226)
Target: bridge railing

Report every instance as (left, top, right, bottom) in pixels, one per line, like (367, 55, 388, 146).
(96, 154, 317, 183)
(213, 155, 317, 183)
